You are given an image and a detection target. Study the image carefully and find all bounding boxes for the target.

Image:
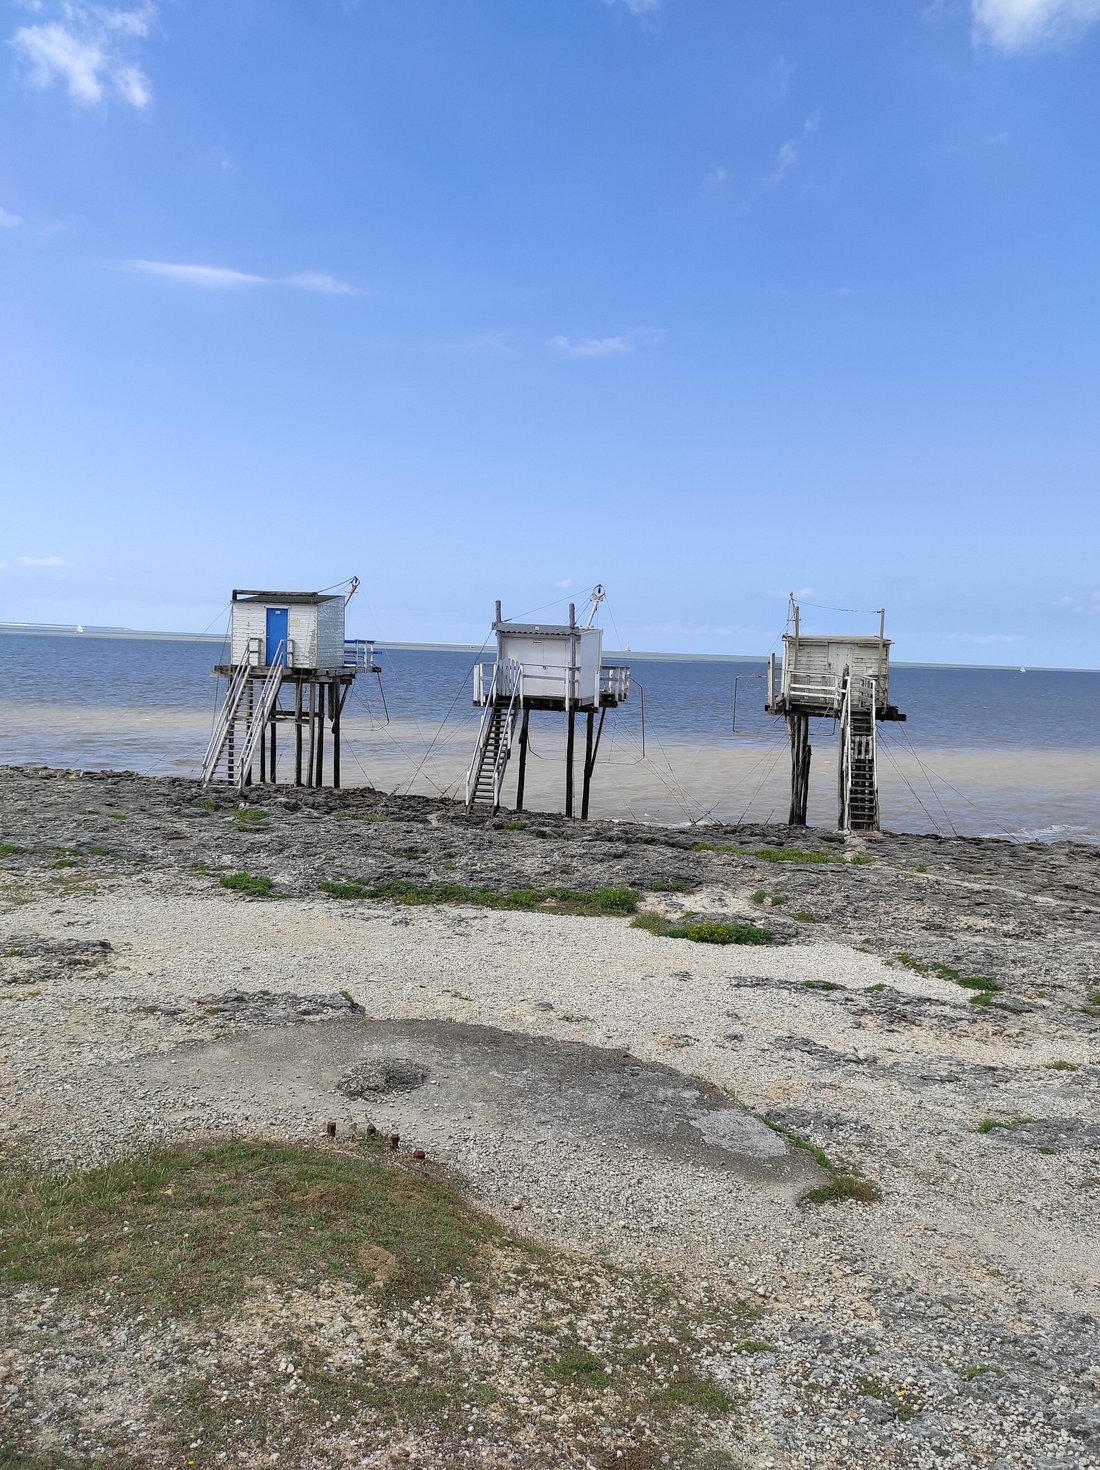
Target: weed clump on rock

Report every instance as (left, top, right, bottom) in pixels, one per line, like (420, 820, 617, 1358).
(631, 913, 771, 946)
(322, 879, 641, 918)
(219, 871, 275, 898)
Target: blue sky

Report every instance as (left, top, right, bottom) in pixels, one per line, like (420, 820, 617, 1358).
(1, 0, 1098, 665)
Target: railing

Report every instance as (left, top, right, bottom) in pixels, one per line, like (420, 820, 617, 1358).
(600, 664, 631, 702)
(200, 660, 252, 786)
(464, 659, 523, 808)
(344, 639, 376, 668)
(474, 659, 628, 706)
(235, 644, 286, 792)
(786, 674, 842, 708)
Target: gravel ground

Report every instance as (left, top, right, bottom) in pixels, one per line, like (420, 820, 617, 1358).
(1, 767, 1099, 1468)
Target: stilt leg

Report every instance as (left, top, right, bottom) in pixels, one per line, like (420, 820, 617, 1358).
(581, 711, 595, 820)
(315, 684, 326, 787)
(788, 714, 810, 826)
(331, 680, 341, 790)
(565, 711, 575, 818)
(306, 682, 317, 789)
(294, 682, 303, 787)
(515, 709, 530, 812)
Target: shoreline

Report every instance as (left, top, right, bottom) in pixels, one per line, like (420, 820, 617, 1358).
(1, 766, 1098, 1467)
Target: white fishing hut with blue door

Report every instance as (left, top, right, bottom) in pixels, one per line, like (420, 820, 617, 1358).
(764, 597, 905, 831)
(201, 584, 379, 792)
(464, 586, 630, 818)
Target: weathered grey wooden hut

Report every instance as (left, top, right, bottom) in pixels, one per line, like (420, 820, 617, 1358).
(765, 599, 905, 831)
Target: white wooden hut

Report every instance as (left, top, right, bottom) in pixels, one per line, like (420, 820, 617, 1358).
(465, 590, 630, 818)
(229, 589, 347, 671)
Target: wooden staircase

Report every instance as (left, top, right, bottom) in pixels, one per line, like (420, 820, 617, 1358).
(466, 706, 511, 812)
(845, 705, 878, 830)
(201, 644, 285, 791)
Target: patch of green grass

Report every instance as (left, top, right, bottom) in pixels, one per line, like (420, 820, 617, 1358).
(648, 877, 694, 893)
(50, 859, 80, 869)
(218, 870, 274, 898)
(322, 879, 641, 917)
(914, 863, 927, 873)
(652, 1372, 734, 1415)
(0, 1139, 502, 1313)
(504, 819, 526, 831)
(734, 1339, 775, 1353)
(959, 1364, 1002, 1381)
(894, 952, 1001, 1004)
(761, 1117, 881, 1207)
(976, 1116, 1033, 1134)
(693, 843, 848, 865)
(105, 811, 127, 821)
(231, 807, 270, 831)
(855, 1375, 918, 1421)
(1046, 1060, 1080, 1071)
(793, 910, 816, 923)
(749, 889, 767, 905)
(865, 982, 887, 993)
(802, 979, 840, 990)
(631, 913, 772, 946)
(546, 1346, 610, 1389)
(0, 844, 26, 857)
(334, 810, 386, 822)
(199, 798, 218, 812)
(0, 1139, 748, 1465)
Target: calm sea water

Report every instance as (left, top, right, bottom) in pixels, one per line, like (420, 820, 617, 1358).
(3, 632, 1099, 841)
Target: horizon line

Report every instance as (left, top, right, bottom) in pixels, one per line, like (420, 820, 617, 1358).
(0, 622, 1096, 675)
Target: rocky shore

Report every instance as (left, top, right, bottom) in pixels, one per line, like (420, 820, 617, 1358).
(1, 766, 1098, 1469)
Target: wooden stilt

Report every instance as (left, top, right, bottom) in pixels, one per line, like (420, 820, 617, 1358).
(315, 681, 325, 787)
(269, 716, 277, 785)
(515, 709, 530, 812)
(331, 680, 341, 790)
(294, 682, 303, 787)
(581, 711, 595, 820)
(244, 680, 255, 788)
(226, 678, 236, 787)
(565, 710, 575, 818)
(788, 714, 811, 826)
(306, 682, 317, 789)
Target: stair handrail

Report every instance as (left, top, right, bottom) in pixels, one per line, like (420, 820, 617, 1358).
(465, 661, 501, 807)
(200, 660, 252, 786)
(235, 644, 286, 791)
(492, 660, 524, 807)
(868, 675, 879, 827)
(840, 671, 852, 831)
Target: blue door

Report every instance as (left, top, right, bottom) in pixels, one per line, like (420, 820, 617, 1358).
(265, 607, 289, 666)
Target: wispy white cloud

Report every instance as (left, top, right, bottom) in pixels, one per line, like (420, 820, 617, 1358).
(0, 207, 23, 229)
(1054, 589, 1100, 614)
(549, 328, 664, 358)
(284, 271, 358, 296)
(972, 0, 1100, 50)
(767, 140, 800, 186)
(766, 112, 822, 187)
(554, 578, 573, 590)
(0, 554, 71, 571)
(701, 166, 728, 190)
(607, 0, 663, 15)
(122, 259, 361, 294)
(10, 3, 156, 109)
